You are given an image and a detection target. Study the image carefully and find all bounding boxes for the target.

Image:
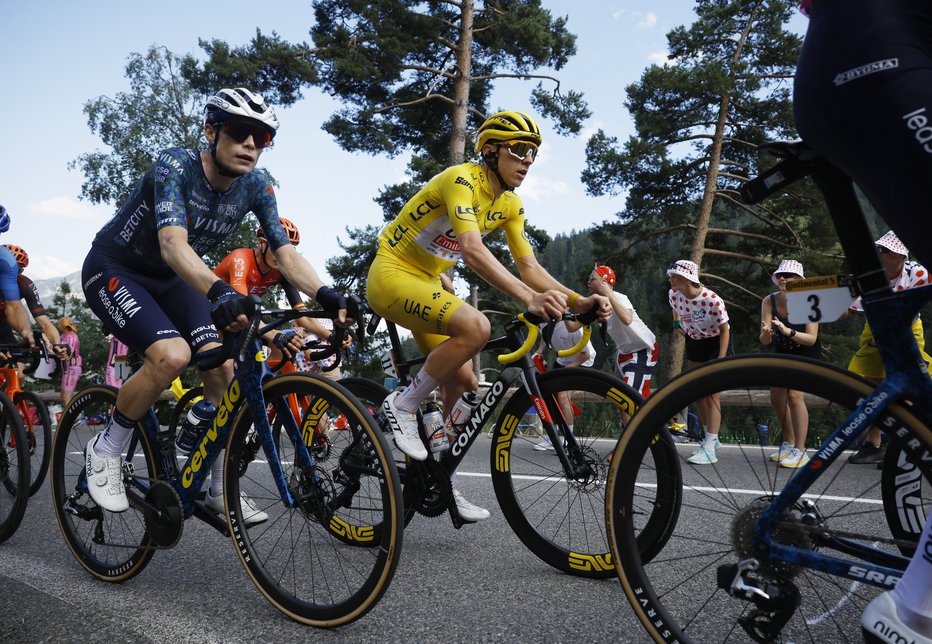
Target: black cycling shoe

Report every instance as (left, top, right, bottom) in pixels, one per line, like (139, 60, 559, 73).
(848, 442, 886, 465)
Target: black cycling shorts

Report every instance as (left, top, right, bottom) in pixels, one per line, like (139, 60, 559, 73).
(82, 247, 220, 355)
(794, 0, 932, 266)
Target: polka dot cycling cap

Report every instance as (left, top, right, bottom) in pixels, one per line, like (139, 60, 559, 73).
(666, 259, 700, 283)
(771, 259, 805, 286)
(875, 231, 908, 257)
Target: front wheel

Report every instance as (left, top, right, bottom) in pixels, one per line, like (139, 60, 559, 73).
(14, 391, 51, 495)
(223, 372, 403, 627)
(490, 368, 678, 579)
(606, 356, 932, 643)
(0, 391, 29, 543)
(49, 385, 159, 581)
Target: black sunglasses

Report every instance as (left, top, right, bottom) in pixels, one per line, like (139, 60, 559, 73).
(877, 246, 894, 255)
(775, 272, 800, 279)
(220, 121, 274, 149)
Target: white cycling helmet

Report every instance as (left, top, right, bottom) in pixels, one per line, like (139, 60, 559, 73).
(204, 88, 279, 132)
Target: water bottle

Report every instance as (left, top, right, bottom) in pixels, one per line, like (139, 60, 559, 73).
(421, 401, 448, 455)
(176, 399, 218, 454)
(444, 391, 481, 441)
(756, 423, 769, 446)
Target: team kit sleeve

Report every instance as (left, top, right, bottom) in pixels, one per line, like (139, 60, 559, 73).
(152, 149, 192, 230)
(18, 275, 46, 318)
(214, 250, 250, 295)
(500, 198, 535, 261)
(438, 167, 482, 238)
(251, 177, 288, 250)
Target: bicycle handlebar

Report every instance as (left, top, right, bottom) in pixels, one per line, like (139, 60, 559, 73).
(0, 330, 49, 374)
(193, 295, 351, 372)
(497, 309, 597, 365)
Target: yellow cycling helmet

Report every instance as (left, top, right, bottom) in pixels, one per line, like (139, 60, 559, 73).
(474, 111, 542, 152)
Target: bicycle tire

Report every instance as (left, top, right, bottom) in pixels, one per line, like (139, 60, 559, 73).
(168, 385, 204, 439)
(223, 372, 403, 627)
(50, 385, 160, 581)
(0, 391, 29, 543)
(606, 355, 932, 643)
(14, 391, 51, 495)
(489, 367, 675, 579)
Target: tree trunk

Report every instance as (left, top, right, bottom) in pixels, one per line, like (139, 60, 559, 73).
(665, 6, 758, 381)
(448, 0, 474, 166)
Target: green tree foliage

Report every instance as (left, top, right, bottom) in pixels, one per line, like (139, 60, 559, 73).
(581, 0, 848, 374)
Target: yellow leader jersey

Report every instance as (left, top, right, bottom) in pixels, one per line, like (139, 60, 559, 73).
(376, 162, 535, 276)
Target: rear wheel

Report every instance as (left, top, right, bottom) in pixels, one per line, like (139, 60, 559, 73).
(0, 391, 29, 543)
(606, 356, 932, 643)
(224, 373, 403, 627)
(50, 385, 159, 581)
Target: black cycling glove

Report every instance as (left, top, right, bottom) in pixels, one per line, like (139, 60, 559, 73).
(315, 285, 347, 312)
(272, 329, 299, 359)
(208, 280, 247, 330)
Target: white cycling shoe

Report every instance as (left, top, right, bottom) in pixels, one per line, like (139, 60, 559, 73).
(84, 434, 129, 512)
(382, 391, 428, 461)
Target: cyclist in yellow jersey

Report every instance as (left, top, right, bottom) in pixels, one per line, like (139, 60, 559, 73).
(368, 111, 610, 521)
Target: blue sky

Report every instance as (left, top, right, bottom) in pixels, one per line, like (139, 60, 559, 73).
(2, 1, 804, 281)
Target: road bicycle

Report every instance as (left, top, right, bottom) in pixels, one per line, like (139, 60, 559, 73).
(49, 298, 403, 627)
(0, 334, 52, 496)
(605, 141, 932, 642)
(341, 307, 680, 579)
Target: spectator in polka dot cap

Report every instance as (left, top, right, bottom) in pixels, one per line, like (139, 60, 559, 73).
(846, 231, 931, 465)
(667, 259, 731, 465)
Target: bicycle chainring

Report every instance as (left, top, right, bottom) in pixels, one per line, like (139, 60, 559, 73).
(405, 458, 451, 518)
(142, 480, 183, 548)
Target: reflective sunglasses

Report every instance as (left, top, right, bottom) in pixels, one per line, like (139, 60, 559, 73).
(503, 141, 538, 161)
(221, 121, 274, 149)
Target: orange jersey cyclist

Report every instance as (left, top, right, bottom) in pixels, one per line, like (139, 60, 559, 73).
(213, 217, 336, 355)
(367, 111, 610, 521)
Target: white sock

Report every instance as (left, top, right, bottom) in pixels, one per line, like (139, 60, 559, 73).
(892, 507, 932, 620)
(210, 454, 224, 497)
(395, 369, 441, 412)
(95, 411, 135, 458)
(702, 432, 718, 449)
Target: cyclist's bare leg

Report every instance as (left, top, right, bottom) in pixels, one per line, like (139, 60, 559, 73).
(115, 337, 191, 420)
(420, 304, 490, 388)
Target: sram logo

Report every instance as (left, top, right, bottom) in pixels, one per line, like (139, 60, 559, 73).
(849, 565, 901, 587)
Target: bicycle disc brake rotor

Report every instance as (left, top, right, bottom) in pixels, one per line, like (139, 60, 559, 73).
(566, 445, 607, 492)
(731, 496, 815, 578)
(142, 480, 183, 548)
(291, 465, 336, 523)
(405, 459, 451, 518)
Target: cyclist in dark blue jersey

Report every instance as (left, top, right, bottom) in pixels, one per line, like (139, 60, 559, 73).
(81, 88, 348, 523)
(795, 1, 932, 640)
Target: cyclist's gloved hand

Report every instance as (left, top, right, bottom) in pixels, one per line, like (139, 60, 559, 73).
(316, 285, 351, 325)
(273, 329, 300, 360)
(315, 285, 347, 312)
(208, 280, 248, 331)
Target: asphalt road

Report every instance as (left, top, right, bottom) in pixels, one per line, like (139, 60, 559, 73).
(0, 434, 643, 644)
(0, 435, 886, 643)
